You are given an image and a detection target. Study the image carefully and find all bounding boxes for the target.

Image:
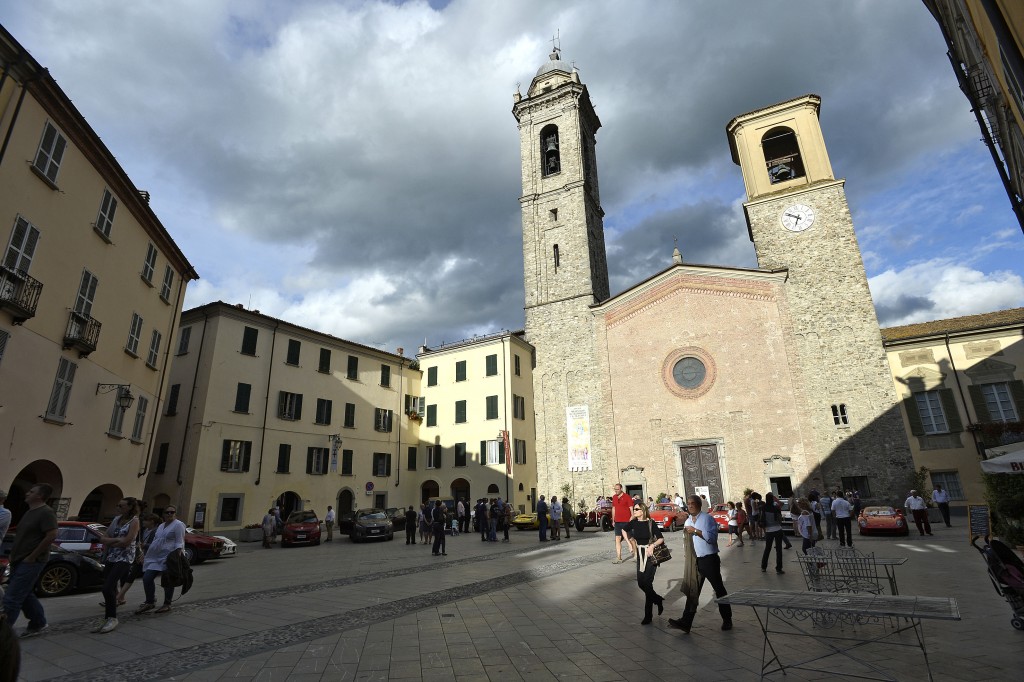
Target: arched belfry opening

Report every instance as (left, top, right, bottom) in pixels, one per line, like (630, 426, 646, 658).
(541, 124, 560, 176)
(762, 126, 805, 184)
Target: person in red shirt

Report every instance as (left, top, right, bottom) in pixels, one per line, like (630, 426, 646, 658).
(611, 484, 637, 563)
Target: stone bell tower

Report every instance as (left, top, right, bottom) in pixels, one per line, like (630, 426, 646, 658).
(513, 49, 611, 500)
(727, 95, 914, 499)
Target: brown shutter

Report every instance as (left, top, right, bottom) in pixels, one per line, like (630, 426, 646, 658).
(939, 388, 963, 432)
(903, 396, 925, 436)
(968, 385, 991, 423)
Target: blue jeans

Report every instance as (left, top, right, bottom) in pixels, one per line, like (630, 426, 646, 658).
(488, 519, 497, 541)
(142, 569, 175, 606)
(538, 516, 548, 540)
(2, 561, 47, 629)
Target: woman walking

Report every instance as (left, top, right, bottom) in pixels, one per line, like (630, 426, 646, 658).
(726, 501, 744, 546)
(795, 498, 817, 553)
(622, 501, 666, 624)
(136, 506, 185, 615)
(110, 512, 158, 607)
(261, 508, 275, 548)
(760, 493, 785, 574)
(93, 497, 141, 634)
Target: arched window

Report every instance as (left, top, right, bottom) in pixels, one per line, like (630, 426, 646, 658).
(762, 126, 805, 184)
(487, 484, 500, 494)
(540, 124, 560, 176)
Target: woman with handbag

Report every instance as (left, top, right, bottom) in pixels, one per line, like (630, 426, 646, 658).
(93, 497, 141, 634)
(622, 501, 667, 624)
(136, 506, 185, 615)
(109, 513, 159, 607)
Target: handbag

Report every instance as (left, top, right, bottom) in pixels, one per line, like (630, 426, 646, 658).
(647, 520, 672, 563)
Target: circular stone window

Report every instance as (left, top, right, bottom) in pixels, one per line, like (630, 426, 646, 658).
(661, 347, 716, 399)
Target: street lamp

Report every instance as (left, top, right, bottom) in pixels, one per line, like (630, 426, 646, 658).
(96, 383, 135, 412)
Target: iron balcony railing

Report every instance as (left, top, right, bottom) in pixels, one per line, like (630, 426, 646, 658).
(64, 310, 101, 356)
(0, 266, 43, 322)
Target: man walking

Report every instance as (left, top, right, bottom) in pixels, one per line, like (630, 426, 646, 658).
(537, 495, 549, 542)
(831, 491, 854, 547)
(932, 485, 952, 527)
(405, 505, 417, 544)
(324, 505, 336, 542)
(3, 483, 58, 638)
(669, 495, 732, 633)
(430, 500, 447, 556)
(611, 484, 635, 563)
(819, 490, 834, 540)
(457, 498, 467, 534)
(905, 490, 933, 536)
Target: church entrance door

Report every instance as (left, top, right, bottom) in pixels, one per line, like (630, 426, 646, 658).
(679, 445, 724, 506)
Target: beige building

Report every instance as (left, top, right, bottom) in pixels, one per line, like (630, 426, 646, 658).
(0, 25, 196, 523)
(144, 302, 419, 531)
(514, 50, 916, 506)
(883, 308, 1024, 512)
(925, 0, 1024, 231)
(416, 332, 537, 512)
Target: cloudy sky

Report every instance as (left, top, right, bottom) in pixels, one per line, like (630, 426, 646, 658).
(4, 0, 1023, 355)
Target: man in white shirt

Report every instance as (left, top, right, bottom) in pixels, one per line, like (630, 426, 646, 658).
(457, 499, 467, 534)
(904, 490, 933, 536)
(831, 492, 853, 548)
(931, 485, 952, 527)
(668, 495, 733, 634)
(324, 506, 336, 542)
(673, 492, 684, 508)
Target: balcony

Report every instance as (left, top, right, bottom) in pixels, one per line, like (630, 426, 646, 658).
(0, 266, 42, 323)
(64, 310, 101, 357)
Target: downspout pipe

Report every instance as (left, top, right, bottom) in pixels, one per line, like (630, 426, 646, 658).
(255, 322, 279, 486)
(177, 310, 209, 485)
(502, 336, 510, 502)
(396, 357, 404, 486)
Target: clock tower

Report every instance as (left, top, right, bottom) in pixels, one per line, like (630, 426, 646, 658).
(727, 95, 915, 497)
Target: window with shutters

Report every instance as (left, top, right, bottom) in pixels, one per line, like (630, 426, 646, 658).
(485, 354, 498, 376)
(514, 354, 521, 376)
(221, 440, 252, 472)
(234, 383, 252, 413)
(407, 446, 417, 471)
(485, 395, 499, 420)
(160, 266, 174, 303)
(141, 244, 157, 284)
(278, 391, 303, 420)
(344, 402, 355, 428)
(914, 391, 949, 434)
(0, 329, 9, 367)
(166, 384, 180, 415)
(33, 121, 67, 185)
(831, 403, 849, 426)
(454, 442, 467, 467)
(4, 216, 40, 273)
(930, 471, 965, 500)
(286, 339, 301, 366)
(241, 326, 258, 355)
(514, 438, 527, 465)
(307, 447, 328, 475)
(380, 364, 391, 387)
(318, 348, 331, 373)
(130, 396, 149, 441)
(315, 398, 332, 425)
(125, 313, 143, 356)
(455, 360, 466, 382)
(374, 408, 393, 432)
(107, 391, 127, 437)
(94, 189, 117, 240)
(481, 439, 504, 465)
(346, 355, 358, 380)
(74, 270, 98, 317)
(155, 442, 169, 474)
(427, 366, 437, 386)
(455, 400, 467, 424)
(46, 357, 77, 420)
(177, 326, 192, 355)
(980, 383, 1019, 422)
(341, 449, 353, 475)
(427, 445, 440, 469)
(426, 404, 437, 427)
(146, 330, 162, 369)
(372, 452, 392, 476)
(513, 395, 525, 420)
(404, 394, 424, 416)
(277, 444, 291, 473)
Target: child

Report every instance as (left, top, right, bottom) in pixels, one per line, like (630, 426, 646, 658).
(727, 501, 744, 546)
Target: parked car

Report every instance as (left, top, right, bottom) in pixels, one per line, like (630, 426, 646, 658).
(282, 510, 322, 546)
(709, 504, 730, 531)
(512, 511, 552, 531)
(1, 532, 105, 598)
(649, 503, 686, 532)
(858, 506, 910, 536)
(181, 529, 225, 563)
(349, 509, 394, 542)
(187, 527, 235, 557)
(385, 508, 407, 531)
(53, 521, 106, 557)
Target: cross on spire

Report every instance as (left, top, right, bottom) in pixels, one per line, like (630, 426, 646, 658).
(550, 30, 561, 57)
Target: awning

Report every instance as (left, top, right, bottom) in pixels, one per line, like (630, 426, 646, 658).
(981, 441, 1024, 474)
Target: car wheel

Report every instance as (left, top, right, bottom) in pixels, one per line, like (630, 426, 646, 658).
(37, 563, 76, 597)
(183, 546, 196, 564)
(670, 519, 678, 532)
(314, 538, 321, 546)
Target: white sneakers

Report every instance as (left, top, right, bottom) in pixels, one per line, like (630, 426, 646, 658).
(91, 617, 118, 634)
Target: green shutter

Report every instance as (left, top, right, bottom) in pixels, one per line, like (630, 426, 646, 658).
(481, 440, 487, 466)
(904, 397, 925, 437)
(386, 453, 392, 476)
(1009, 380, 1024, 420)
(294, 394, 303, 421)
(939, 388, 963, 432)
(498, 440, 505, 464)
(407, 446, 416, 471)
(220, 440, 230, 470)
(968, 385, 991, 423)
(242, 442, 251, 471)
(435, 447, 441, 469)
(306, 448, 314, 474)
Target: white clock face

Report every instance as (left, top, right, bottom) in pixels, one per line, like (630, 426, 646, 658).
(780, 204, 815, 232)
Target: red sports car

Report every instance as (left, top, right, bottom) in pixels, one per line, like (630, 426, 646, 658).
(710, 504, 731, 531)
(649, 504, 686, 532)
(857, 506, 910, 536)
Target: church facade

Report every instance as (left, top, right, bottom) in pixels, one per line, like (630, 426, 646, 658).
(513, 51, 916, 506)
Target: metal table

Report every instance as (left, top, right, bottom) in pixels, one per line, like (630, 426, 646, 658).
(795, 555, 908, 595)
(717, 588, 960, 681)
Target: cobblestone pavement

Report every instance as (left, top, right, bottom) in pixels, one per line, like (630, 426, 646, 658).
(12, 523, 1022, 681)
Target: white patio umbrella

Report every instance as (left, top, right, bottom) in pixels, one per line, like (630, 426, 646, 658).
(981, 441, 1024, 474)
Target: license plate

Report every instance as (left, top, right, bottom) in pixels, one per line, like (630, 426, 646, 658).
(370, 529, 381, 534)
(296, 534, 306, 539)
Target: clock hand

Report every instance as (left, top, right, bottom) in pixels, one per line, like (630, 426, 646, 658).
(785, 213, 801, 221)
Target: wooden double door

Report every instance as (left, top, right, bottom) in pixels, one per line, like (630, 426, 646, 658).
(679, 444, 724, 506)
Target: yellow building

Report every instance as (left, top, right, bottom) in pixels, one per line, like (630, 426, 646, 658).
(883, 308, 1024, 513)
(925, 0, 1024, 230)
(144, 302, 419, 531)
(0, 25, 197, 523)
(416, 332, 537, 513)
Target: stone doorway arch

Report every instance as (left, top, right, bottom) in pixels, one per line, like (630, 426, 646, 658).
(5, 459, 64, 523)
(338, 488, 355, 514)
(420, 480, 439, 504)
(78, 484, 126, 523)
(275, 491, 301, 519)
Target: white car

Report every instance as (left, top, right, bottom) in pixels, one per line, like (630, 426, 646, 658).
(186, 527, 236, 557)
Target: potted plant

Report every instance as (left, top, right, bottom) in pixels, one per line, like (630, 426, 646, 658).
(239, 523, 264, 543)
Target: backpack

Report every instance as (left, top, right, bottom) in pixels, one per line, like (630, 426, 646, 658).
(161, 548, 194, 597)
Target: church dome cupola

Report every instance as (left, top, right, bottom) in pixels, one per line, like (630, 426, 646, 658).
(536, 49, 571, 77)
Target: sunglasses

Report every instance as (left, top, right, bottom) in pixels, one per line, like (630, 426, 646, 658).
(164, 510, 176, 515)
(633, 506, 642, 511)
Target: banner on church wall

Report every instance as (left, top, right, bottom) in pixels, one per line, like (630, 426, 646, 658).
(566, 405, 593, 471)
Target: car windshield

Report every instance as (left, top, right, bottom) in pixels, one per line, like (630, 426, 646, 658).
(358, 510, 387, 520)
(654, 505, 674, 511)
(288, 511, 318, 523)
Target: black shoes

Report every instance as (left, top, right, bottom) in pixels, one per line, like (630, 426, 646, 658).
(667, 618, 690, 633)
(761, 567, 767, 572)
(722, 621, 733, 631)
(657, 600, 664, 616)
(776, 569, 785, 575)
(640, 617, 652, 625)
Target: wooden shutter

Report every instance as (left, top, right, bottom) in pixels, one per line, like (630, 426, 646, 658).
(498, 440, 505, 464)
(277, 444, 291, 473)
(939, 388, 963, 432)
(435, 447, 441, 469)
(968, 385, 991, 423)
(242, 442, 251, 471)
(221, 440, 231, 471)
(386, 453, 392, 476)
(306, 448, 314, 474)
(294, 394, 303, 421)
(481, 441, 487, 465)
(903, 397, 925, 436)
(407, 447, 416, 471)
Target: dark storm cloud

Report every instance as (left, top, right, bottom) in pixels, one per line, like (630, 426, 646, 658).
(875, 294, 936, 325)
